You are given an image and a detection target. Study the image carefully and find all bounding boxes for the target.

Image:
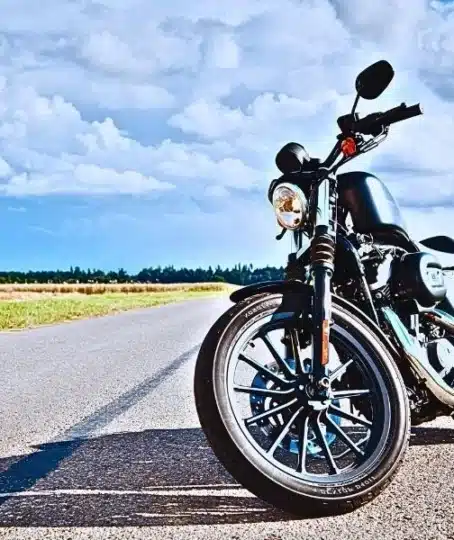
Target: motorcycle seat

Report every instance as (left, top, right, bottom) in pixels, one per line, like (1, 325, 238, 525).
(419, 235, 454, 254)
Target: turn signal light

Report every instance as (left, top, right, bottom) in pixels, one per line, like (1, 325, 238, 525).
(341, 137, 357, 157)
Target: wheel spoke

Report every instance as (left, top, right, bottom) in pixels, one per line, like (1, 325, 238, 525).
(260, 333, 295, 379)
(225, 316, 392, 485)
(331, 388, 370, 399)
(324, 414, 365, 458)
(239, 352, 291, 386)
(267, 406, 305, 456)
(329, 359, 354, 382)
(313, 415, 339, 474)
(328, 404, 373, 428)
(233, 385, 294, 397)
(245, 397, 298, 426)
(296, 414, 310, 473)
(334, 434, 370, 460)
(289, 327, 305, 375)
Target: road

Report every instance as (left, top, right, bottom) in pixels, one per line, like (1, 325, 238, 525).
(0, 296, 453, 540)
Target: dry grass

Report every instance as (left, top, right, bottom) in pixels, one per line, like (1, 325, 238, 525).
(0, 282, 237, 330)
(0, 281, 232, 297)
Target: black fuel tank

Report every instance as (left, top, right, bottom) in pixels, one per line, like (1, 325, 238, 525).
(337, 171, 407, 239)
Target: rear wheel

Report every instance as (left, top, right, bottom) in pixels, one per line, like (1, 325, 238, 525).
(194, 294, 410, 516)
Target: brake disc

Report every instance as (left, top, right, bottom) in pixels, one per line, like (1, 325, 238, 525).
(250, 358, 341, 457)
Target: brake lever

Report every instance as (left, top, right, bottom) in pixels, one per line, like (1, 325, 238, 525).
(359, 126, 389, 153)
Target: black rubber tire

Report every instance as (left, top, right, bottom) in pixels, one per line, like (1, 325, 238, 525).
(194, 293, 411, 517)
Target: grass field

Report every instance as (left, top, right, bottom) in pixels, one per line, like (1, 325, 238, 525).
(0, 282, 235, 330)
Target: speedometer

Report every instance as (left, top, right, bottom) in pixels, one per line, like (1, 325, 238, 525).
(275, 142, 310, 175)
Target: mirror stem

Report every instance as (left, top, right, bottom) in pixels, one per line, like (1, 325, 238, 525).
(351, 93, 360, 115)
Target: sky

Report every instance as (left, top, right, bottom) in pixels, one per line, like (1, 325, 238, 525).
(1, 0, 454, 272)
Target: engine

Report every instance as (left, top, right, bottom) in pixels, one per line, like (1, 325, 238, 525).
(331, 240, 454, 423)
(363, 245, 454, 418)
(362, 247, 448, 310)
(427, 338, 454, 387)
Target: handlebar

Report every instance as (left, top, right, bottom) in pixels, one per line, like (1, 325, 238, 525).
(272, 102, 424, 194)
(381, 102, 423, 125)
(352, 102, 423, 136)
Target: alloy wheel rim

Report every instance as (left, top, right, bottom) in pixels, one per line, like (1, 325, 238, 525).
(215, 311, 393, 486)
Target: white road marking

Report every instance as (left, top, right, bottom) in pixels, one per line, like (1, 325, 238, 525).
(0, 487, 255, 498)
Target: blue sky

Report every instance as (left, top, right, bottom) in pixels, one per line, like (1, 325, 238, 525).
(1, 0, 454, 272)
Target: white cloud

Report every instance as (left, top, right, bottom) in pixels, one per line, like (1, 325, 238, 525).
(89, 80, 175, 110)
(0, 78, 178, 194)
(331, 0, 428, 51)
(0, 0, 452, 253)
(81, 31, 138, 73)
(204, 33, 240, 69)
(169, 99, 245, 139)
(205, 185, 229, 197)
(2, 167, 174, 196)
(0, 157, 12, 177)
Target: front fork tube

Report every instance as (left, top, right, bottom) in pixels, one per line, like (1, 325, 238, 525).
(283, 178, 336, 388)
(310, 178, 336, 386)
(312, 262, 333, 381)
(284, 255, 334, 384)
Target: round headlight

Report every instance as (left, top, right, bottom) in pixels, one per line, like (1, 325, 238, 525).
(272, 182, 308, 230)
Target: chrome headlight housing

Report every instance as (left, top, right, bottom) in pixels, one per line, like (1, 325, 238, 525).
(271, 182, 308, 230)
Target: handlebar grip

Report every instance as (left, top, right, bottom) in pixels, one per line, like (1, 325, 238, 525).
(381, 103, 423, 125)
(353, 103, 423, 135)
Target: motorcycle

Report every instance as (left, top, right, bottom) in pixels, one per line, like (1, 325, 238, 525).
(193, 59, 454, 517)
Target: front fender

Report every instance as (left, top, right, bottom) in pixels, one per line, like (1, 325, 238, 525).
(230, 279, 401, 361)
(230, 279, 312, 319)
(229, 279, 307, 303)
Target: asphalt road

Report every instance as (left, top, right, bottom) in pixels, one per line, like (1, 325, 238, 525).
(0, 296, 453, 540)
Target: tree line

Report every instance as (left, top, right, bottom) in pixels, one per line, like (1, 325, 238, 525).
(0, 264, 285, 285)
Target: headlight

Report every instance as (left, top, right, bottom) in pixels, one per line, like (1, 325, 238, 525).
(272, 182, 308, 230)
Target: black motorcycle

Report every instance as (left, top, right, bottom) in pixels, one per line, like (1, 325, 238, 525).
(194, 60, 454, 516)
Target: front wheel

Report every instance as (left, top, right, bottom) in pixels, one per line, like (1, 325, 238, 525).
(194, 294, 410, 517)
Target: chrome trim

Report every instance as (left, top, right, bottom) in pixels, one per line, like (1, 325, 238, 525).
(315, 178, 330, 228)
(382, 307, 454, 407)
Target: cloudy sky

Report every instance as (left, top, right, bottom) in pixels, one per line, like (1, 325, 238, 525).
(0, 0, 454, 272)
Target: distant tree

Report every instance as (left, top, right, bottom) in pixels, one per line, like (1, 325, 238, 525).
(0, 263, 285, 285)
(118, 268, 128, 282)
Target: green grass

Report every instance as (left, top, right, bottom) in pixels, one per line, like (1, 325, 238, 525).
(0, 290, 228, 330)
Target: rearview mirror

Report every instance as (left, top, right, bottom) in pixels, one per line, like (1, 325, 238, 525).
(355, 60, 394, 100)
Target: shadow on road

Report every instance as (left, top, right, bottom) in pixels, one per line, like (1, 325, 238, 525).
(0, 428, 290, 526)
(410, 426, 454, 445)
(0, 425, 452, 527)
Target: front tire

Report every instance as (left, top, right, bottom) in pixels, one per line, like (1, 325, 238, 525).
(194, 293, 410, 517)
